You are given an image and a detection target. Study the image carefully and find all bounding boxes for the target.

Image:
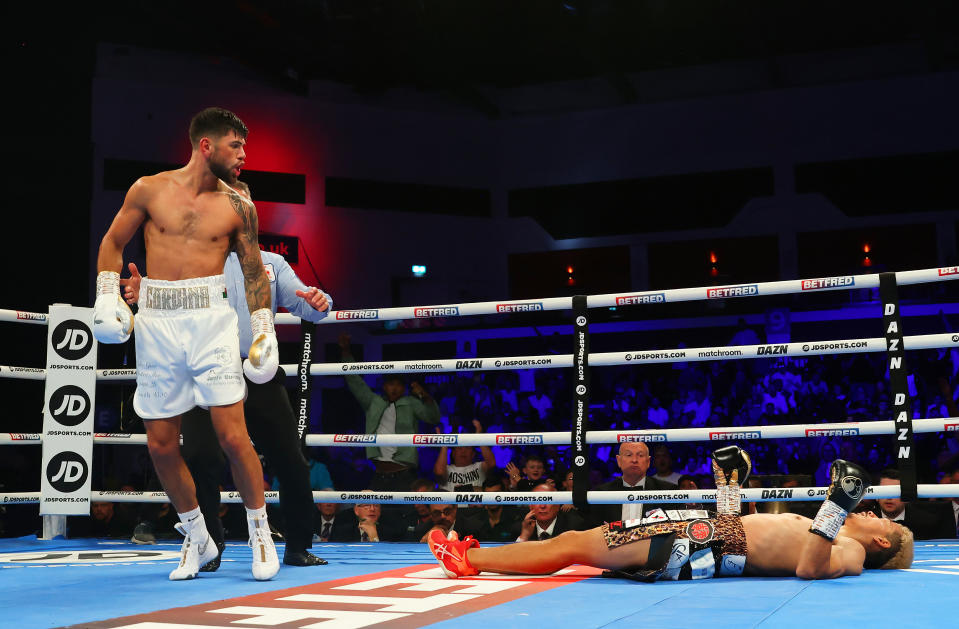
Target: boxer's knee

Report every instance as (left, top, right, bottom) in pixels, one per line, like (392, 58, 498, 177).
(147, 436, 180, 465)
(216, 429, 254, 460)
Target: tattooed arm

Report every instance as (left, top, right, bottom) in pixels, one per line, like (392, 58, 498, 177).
(229, 190, 279, 384)
(229, 191, 270, 314)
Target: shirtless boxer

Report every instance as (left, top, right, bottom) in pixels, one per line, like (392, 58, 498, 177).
(93, 107, 279, 581)
(428, 447, 914, 580)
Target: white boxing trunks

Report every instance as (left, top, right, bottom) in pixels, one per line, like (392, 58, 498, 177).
(133, 275, 246, 419)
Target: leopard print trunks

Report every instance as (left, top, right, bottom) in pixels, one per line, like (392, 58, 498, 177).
(601, 510, 747, 581)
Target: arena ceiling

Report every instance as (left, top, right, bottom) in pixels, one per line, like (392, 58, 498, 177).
(15, 1, 959, 113)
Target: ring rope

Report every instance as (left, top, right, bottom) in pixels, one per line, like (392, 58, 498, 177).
(1, 485, 957, 506)
(0, 417, 954, 447)
(2, 265, 957, 330)
(2, 332, 958, 382)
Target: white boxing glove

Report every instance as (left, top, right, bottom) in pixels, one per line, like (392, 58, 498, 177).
(243, 308, 278, 384)
(92, 271, 134, 344)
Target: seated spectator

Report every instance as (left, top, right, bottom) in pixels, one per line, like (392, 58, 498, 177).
(68, 501, 134, 539)
(588, 441, 677, 528)
(868, 468, 955, 540)
(466, 477, 525, 542)
(677, 474, 704, 511)
(391, 478, 438, 541)
(434, 420, 497, 491)
(651, 445, 682, 485)
(313, 491, 354, 543)
(507, 455, 550, 492)
(516, 483, 587, 542)
(414, 503, 481, 543)
(341, 495, 386, 542)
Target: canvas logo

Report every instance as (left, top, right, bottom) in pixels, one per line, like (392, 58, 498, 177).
(49, 385, 91, 427)
(46, 451, 88, 492)
(0, 550, 181, 564)
(52, 320, 93, 360)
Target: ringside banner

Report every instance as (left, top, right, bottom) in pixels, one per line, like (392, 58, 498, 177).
(40, 305, 96, 515)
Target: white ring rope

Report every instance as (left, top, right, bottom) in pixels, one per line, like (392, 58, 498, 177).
(1, 417, 955, 446)
(2, 266, 957, 329)
(3, 332, 959, 381)
(1, 485, 957, 506)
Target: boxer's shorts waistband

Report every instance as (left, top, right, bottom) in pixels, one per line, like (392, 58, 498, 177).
(139, 275, 229, 312)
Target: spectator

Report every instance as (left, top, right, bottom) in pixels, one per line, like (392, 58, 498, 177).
(69, 501, 134, 539)
(468, 477, 525, 542)
(868, 468, 955, 540)
(507, 455, 551, 492)
(677, 474, 704, 510)
(939, 463, 959, 538)
(414, 503, 481, 543)
(651, 445, 682, 485)
(589, 441, 677, 527)
(338, 333, 441, 496)
(434, 420, 497, 491)
(516, 483, 587, 542)
(313, 493, 353, 543)
(392, 478, 438, 542)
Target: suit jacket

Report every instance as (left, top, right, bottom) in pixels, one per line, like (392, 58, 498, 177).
(867, 501, 957, 540)
(587, 475, 678, 528)
(525, 509, 588, 540)
(313, 511, 357, 543)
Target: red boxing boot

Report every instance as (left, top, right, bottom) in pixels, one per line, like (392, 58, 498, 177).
(427, 528, 480, 578)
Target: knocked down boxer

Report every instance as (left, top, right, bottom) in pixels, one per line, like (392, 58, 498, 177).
(428, 447, 913, 580)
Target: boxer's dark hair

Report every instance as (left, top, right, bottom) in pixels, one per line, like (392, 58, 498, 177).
(189, 107, 248, 148)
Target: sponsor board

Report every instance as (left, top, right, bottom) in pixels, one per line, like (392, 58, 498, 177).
(617, 433, 667, 442)
(8, 433, 41, 441)
(415, 306, 460, 318)
(413, 434, 458, 445)
(801, 277, 855, 290)
(805, 428, 860, 437)
(756, 345, 787, 356)
(706, 285, 758, 299)
(761, 489, 794, 499)
(945, 423, 958, 432)
(709, 431, 761, 440)
(496, 302, 544, 313)
(495, 435, 543, 445)
(17, 311, 46, 321)
(938, 267, 959, 277)
(66, 564, 600, 628)
(333, 434, 377, 443)
(614, 293, 666, 305)
(455, 359, 483, 369)
(336, 310, 379, 320)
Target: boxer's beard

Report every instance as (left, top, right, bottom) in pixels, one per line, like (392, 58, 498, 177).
(209, 151, 238, 185)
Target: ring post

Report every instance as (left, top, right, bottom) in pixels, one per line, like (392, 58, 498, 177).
(297, 320, 316, 451)
(571, 295, 591, 512)
(879, 272, 918, 501)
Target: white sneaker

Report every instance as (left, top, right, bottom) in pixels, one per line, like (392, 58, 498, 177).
(169, 522, 218, 581)
(249, 525, 280, 581)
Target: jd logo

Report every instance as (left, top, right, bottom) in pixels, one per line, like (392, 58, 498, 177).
(49, 386, 90, 426)
(52, 320, 93, 360)
(0, 550, 181, 564)
(47, 452, 88, 493)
